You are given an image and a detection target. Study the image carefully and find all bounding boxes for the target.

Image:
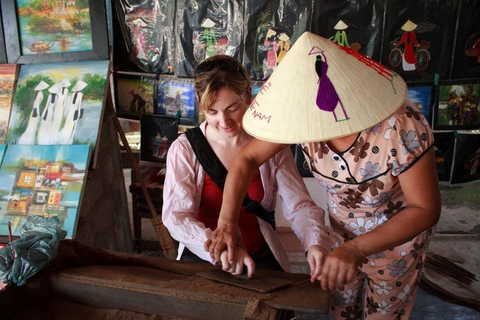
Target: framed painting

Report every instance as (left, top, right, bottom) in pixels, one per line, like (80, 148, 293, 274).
(0, 64, 19, 144)
(0, 144, 90, 241)
(406, 81, 436, 125)
(433, 79, 480, 130)
(114, 71, 155, 119)
(156, 77, 196, 125)
(6, 61, 110, 167)
(450, 132, 480, 185)
(1, 0, 108, 64)
(140, 114, 178, 165)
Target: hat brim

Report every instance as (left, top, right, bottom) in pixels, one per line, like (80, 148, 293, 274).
(243, 32, 407, 143)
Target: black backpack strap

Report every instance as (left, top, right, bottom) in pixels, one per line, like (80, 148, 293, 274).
(185, 127, 276, 229)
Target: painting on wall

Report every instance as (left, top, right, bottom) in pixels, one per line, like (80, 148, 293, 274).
(140, 114, 178, 165)
(114, 72, 155, 119)
(382, 0, 460, 81)
(434, 80, 480, 130)
(0, 144, 90, 240)
(6, 61, 109, 156)
(156, 77, 196, 125)
(112, 0, 175, 74)
(0, 64, 19, 144)
(451, 133, 480, 185)
(1, 0, 108, 64)
(244, 0, 311, 80)
(311, 0, 384, 61)
(175, 0, 244, 78)
(406, 82, 435, 125)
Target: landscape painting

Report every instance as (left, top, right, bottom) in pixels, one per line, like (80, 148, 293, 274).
(0, 144, 90, 239)
(15, 0, 93, 56)
(6, 60, 109, 154)
(0, 64, 19, 144)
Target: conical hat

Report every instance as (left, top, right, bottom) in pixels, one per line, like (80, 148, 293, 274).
(242, 32, 407, 143)
(401, 20, 417, 32)
(334, 20, 348, 30)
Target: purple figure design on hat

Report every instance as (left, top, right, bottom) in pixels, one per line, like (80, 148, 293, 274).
(310, 47, 349, 122)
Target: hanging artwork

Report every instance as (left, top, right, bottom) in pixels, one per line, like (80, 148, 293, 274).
(451, 132, 480, 185)
(406, 81, 435, 125)
(1, 0, 108, 64)
(114, 72, 155, 119)
(140, 114, 178, 165)
(6, 61, 109, 158)
(382, 0, 460, 81)
(176, 0, 244, 78)
(311, 0, 385, 61)
(0, 64, 19, 144)
(433, 132, 455, 184)
(434, 80, 480, 130)
(0, 144, 90, 240)
(112, 0, 175, 74)
(451, 0, 480, 79)
(156, 77, 196, 125)
(244, 0, 311, 80)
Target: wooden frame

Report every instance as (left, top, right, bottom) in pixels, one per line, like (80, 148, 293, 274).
(0, 6, 6, 64)
(1, 0, 108, 64)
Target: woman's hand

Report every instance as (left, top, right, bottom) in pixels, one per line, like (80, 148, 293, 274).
(220, 247, 256, 278)
(204, 219, 244, 264)
(319, 241, 365, 291)
(306, 245, 328, 284)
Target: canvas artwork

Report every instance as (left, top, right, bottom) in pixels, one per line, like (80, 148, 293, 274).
(115, 72, 155, 119)
(6, 61, 109, 153)
(244, 0, 312, 80)
(435, 81, 480, 130)
(0, 64, 19, 144)
(140, 114, 178, 165)
(406, 83, 434, 124)
(0, 144, 90, 239)
(451, 133, 480, 185)
(156, 77, 196, 125)
(14, 0, 93, 56)
(175, 0, 244, 78)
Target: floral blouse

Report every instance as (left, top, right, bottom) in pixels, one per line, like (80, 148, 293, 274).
(302, 100, 434, 254)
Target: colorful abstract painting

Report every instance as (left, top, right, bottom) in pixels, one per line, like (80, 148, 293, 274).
(115, 72, 155, 119)
(15, 0, 93, 56)
(0, 64, 19, 144)
(0, 144, 90, 239)
(156, 77, 196, 125)
(6, 61, 109, 153)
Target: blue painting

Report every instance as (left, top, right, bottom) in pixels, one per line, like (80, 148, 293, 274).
(407, 85, 433, 124)
(0, 145, 5, 168)
(156, 77, 196, 125)
(0, 144, 90, 238)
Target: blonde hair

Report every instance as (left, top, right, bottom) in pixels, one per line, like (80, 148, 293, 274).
(194, 55, 250, 111)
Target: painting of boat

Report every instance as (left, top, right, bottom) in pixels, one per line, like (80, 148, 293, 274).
(26, 41, 54, 54)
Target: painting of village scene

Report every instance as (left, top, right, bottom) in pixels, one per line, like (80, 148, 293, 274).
(15, 0, 93, 55)
(0, 64, 19, 144)
(156, 78, 196, 125)
(115, 73, 155, 119)
(6, 61, 109, 154)
(0, 144, 90, 239)
(435, 82, 480, 130)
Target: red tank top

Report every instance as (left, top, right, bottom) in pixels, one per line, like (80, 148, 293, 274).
(197, 169, 266, 255)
